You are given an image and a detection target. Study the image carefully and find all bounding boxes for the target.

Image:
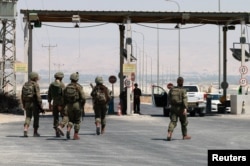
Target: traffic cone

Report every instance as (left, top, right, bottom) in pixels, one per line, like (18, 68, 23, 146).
(117, 104, 121, 116)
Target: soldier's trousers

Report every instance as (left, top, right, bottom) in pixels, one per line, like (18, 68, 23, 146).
(52, 104, 63, 128)
(65, 102, 81, 132)
(93, 104, 107, 126)
(168, 105, 189, 136)
(24, 102, 40, 129)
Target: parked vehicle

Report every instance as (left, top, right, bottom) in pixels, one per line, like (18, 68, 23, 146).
(41, 93, 49, 111)
(151, 85, 206, 117)
(206, 93, 231, 113)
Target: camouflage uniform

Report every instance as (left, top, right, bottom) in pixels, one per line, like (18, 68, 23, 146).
(21, 72, 42, 137)
(91, 76, 111, 135)
(48, 72, 65, 137)
(57, 72, 85, 140)
(167, 77, 191, 141)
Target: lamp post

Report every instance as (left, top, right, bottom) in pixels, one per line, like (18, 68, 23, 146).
(133, 40, 140, 84)
(148, 56, 153, 87)
(165, 0, 181, 77)
(133, 30, 145, 92)
(218, 0, 221, 91)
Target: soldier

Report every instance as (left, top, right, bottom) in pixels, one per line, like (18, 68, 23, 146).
(90, 76, 111, 135)
(133, 83, 142, 114)
(21, 72, 43, 137)
(166, 77, 191, 141)
(48, 72, 65, 137)
(57, 72, 85, 140)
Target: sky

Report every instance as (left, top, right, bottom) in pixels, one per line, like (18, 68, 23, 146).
(12, 0, 250, 83)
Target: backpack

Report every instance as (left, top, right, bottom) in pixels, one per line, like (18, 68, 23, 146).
(64, 84, 79, 103)
(169, 87, 183, 105)
(50, 82, 62, 98)
(22, 82, 35, 99)
(94, 85, 109, 104)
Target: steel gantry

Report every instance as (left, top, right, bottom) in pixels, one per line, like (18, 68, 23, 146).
(0, 0, 18, 94)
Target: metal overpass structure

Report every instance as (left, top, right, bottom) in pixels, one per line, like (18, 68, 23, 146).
(1, 5, 250, 98)
(19, 9, 250, 100)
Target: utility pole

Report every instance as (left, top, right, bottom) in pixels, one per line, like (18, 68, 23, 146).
(42, 44, 57, 84)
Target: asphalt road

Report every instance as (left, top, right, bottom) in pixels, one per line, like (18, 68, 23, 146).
(0, 99, 250, 166)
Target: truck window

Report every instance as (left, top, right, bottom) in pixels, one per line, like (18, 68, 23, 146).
(183, 86, 198, 92)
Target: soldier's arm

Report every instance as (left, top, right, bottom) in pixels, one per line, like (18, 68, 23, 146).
(48, 84, 52, 103)
(34, 83, 42, 105)
(182, 89, 188, 109)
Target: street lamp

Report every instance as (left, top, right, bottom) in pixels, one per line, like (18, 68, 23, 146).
(147, 55, 153, 87)
(133, 30, 145, 92)
(165, 0, 181, 77)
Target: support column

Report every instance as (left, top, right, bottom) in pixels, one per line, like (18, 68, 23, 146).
(119, 24, 125, 94)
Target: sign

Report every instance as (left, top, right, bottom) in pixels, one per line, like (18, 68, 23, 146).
(14, 63, 28, 73)
(167, 83, 173, 89)
(239, 66, 248, 74)
(123, 64, 136, 74)
(131, 72, 135, 81)
(239, 78, 248, 86)
(124, 79, 131, 87)
(108, 75, 117, 84)
(221, 81, 229, 89)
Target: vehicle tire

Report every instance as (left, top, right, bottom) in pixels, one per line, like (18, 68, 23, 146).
(163, 107, 170, 117)
(198, 108, 205, 117)
(189, 110, 196, 117)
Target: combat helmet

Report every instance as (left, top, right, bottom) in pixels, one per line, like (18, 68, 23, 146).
(70, 72, 79, 81)
(54, 72, 64, 78)
(29, 72, 39, 80)
(95, 76, 103, 84)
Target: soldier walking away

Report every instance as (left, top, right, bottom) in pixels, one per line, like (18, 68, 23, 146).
(166, 77, 191, 141)
(57, 72, 85, 140)
(90, 76, 111, 135)
(48, 72, 65, 137)
(21, 72, 44, 137)
(133, 83, 142, 114)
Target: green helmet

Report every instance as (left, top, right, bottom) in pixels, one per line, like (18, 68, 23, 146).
(95, 76, 103, 84)
(54, 72, 64, 78)
(29, 72, 39, 80)
(70, 73, 79, 81)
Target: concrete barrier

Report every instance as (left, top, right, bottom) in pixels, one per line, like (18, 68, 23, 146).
(230, 95, 250, 114)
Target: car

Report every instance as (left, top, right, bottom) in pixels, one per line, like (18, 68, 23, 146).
(41, 93, 50, 111)
(206, 93, 222, 112)
(206, 93, 231, 113)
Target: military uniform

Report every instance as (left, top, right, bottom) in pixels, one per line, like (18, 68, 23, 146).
(91, 76, 111, 135)
(48, 72, 65, 137)
(57, 72, 85, 140)
(21, 72, 42, 137)
(167, 77, 191, 141)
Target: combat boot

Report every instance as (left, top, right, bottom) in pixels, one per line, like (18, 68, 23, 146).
(33, 128, 40, 137)
(57, 125, 64, 136)
(23, 125, 29, 137)
(183, 135, 191, 140)
(167, 131, 172, 141)
(101, 125, 105, 135)
(54, 127, 60, 137)
(73, 132, 80, 140)
(95, 122, 101, 135)
(66, 126, 71, 139)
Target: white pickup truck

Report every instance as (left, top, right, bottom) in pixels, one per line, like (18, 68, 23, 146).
(183, 85, 206, 116)
(152, 85, 206, 117)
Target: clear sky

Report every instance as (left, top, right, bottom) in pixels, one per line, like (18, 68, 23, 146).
(15, 0, 250, 82)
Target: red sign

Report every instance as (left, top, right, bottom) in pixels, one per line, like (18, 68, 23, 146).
(131, 72, 135, 81)
(167, 83, 173, 89)
(109, 75, 117, 84)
